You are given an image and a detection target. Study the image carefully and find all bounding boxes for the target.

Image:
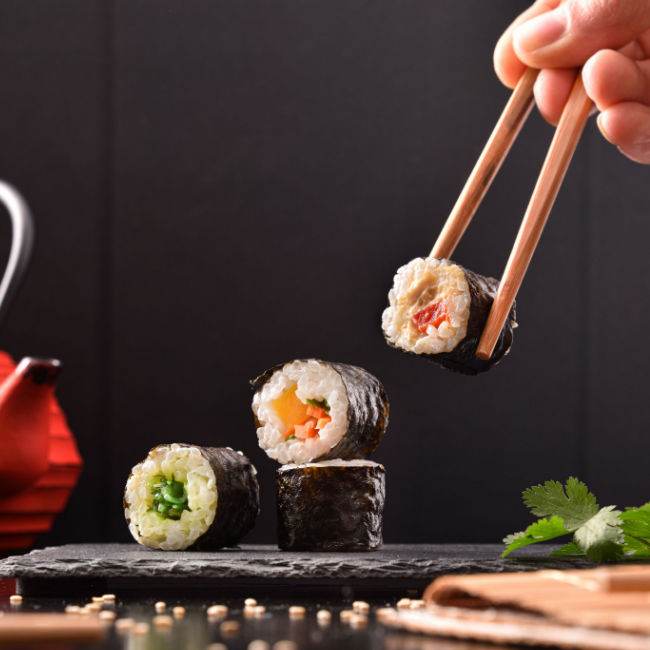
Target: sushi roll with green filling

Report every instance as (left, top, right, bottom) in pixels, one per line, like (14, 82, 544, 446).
(251, 359, 389, 465)
(124, 444, 260, 550)
(382, 257, 516, 375)
(276, 460, 385, 551)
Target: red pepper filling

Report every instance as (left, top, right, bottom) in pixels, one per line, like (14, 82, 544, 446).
(412, 300, 450, 334)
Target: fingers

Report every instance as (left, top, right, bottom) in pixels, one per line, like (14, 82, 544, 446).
(534, 67, 578, 125)
(582, 49, 650, 110)
(598, 102, 650, 164)
(513, 0, 650, 69)
(494, 0, 560, 88)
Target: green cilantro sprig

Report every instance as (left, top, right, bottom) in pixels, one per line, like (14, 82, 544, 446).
(502, 477, 649, 562)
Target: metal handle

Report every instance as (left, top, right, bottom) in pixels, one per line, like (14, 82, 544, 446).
(0, 181, 34, 329)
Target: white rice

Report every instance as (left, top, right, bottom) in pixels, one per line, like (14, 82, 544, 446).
(279, 459, 384, 472)
(252, 360, 347, 465)
(382, 257, 471, 355)
(124, 444, 217, 550)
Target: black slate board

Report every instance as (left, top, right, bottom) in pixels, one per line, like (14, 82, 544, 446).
(0, 544, 592, 598)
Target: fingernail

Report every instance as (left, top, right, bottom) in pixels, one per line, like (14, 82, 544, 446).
(514, 10, 566, 54)
(597, 113, 614, 144)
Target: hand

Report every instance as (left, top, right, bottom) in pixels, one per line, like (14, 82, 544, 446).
(494, 0, 650, 163)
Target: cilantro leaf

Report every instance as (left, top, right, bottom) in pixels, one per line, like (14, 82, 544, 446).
(550, 541, 583, 557)
(620, 503, 650, 556)
(502, 516, 570, 558)
(523, 477, 598, 530)
(574, 506, 624, 562)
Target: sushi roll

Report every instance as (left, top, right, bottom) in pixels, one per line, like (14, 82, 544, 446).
(124, 444, 260, 550)
(251, 359, 389, 465)
(382, 257, 517, 375)
(276, 460, 385, 551)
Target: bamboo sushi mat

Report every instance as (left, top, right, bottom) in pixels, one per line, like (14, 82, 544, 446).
(381, 565, 650, 649)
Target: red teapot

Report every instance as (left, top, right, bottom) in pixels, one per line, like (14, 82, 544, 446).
(0, 181, 82, 552)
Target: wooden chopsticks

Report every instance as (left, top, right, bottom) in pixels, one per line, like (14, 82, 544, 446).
(431, 67, 593, 361)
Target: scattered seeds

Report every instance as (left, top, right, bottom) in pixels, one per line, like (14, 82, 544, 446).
(288, 605, 306, 619)
(409, 599, 425, 610)
(9, 595, 22, 605)
(220, 620, 240, 636)
(352, 600, 370, 614)
(244, 606, 257, 619)
(253, 605, 266, 618)
(133, 621, 150, 636)
(102, 593, 116, 602)
(78, 607, 93, 616)
(340, 609, 353, 623)
(316, 609, 331, 624)
(155, 600, 166, 613)
(376, 607, 395, 622)
(207, 604, 229, 618)
(396, 598, 411, 610)
(65, 605, 81, 614)
(350, 613, 368, 628)
(92, 596, 104, 603)
(99, 610, 116, 621)
(115, 617, 135, 632)
(172, 606, 186, 619)
(86, 602, 102, 613)
(153, 614, 174, 628)
(272, 641, 297, 650)
(244, 597, 258, 607)
(248, 641, 270, 650)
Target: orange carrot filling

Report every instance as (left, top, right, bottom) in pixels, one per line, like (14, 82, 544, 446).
(273, 387, 331, 441)
(412, 300, 450, 334)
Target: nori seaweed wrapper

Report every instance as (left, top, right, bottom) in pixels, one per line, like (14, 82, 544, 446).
(251, 360, 389, 462)
(192, 446, 260, 549)
(124, 444, 260, 550)
(386, 262, 516, 375)
(276, 461, 385, 551)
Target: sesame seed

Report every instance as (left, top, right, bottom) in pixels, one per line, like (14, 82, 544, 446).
(253, 605, 266, 618)
(244, 597, 257, 607)
(207, 604, 228, 618)
(92, 596, 104, 603)
(115, 617, 135, 632)
(9, 595, 22, 605)
(78, 607, 92, 616)
(244, 606, 256, 619)
(153, 615, 174, 628)
(248, 641, 270, 650)
(272, 641, 298, 650)
(172, 606, 186, 619)
(133, 622, 150, 636)
(99, 610, 116, 621)
(65, 605, 81, 614)
(237, 450, 244, 456)
(350, 613, 368, 628)
(316, 609, 331, 624)
(375, 607, 395, 622)
(86, 602, 102, 613)
(340, 609, 353, 623)
(352, 600, 370, 614)
(396, 598, 411, 610)
(288, 605, 305, 619)
(154, 601, 166, 613)
(220, 620, 240, 636)
(409, 599, 425, 610)
(102, 593, 116, 602)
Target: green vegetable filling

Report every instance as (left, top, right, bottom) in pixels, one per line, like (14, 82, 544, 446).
(149, 474, 191, 520)
(306, 398, 330, 413)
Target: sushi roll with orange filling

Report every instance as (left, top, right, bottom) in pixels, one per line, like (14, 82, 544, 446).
(124, 444, 260, 550)
(251, 359, 388, 465)
(382, 257, 516, 374)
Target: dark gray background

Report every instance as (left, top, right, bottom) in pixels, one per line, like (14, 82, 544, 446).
(0, 0, 647, 547)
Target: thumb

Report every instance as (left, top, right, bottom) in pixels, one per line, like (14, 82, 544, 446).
(513, 0, 650, 68)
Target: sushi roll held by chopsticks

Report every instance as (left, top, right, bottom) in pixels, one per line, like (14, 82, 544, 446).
(124, 444, 260, 550)
(251, 359, 388, 465)
(382, 257, 516, 375)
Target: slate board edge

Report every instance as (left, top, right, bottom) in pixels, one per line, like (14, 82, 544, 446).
(0, 543, 593, 580)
